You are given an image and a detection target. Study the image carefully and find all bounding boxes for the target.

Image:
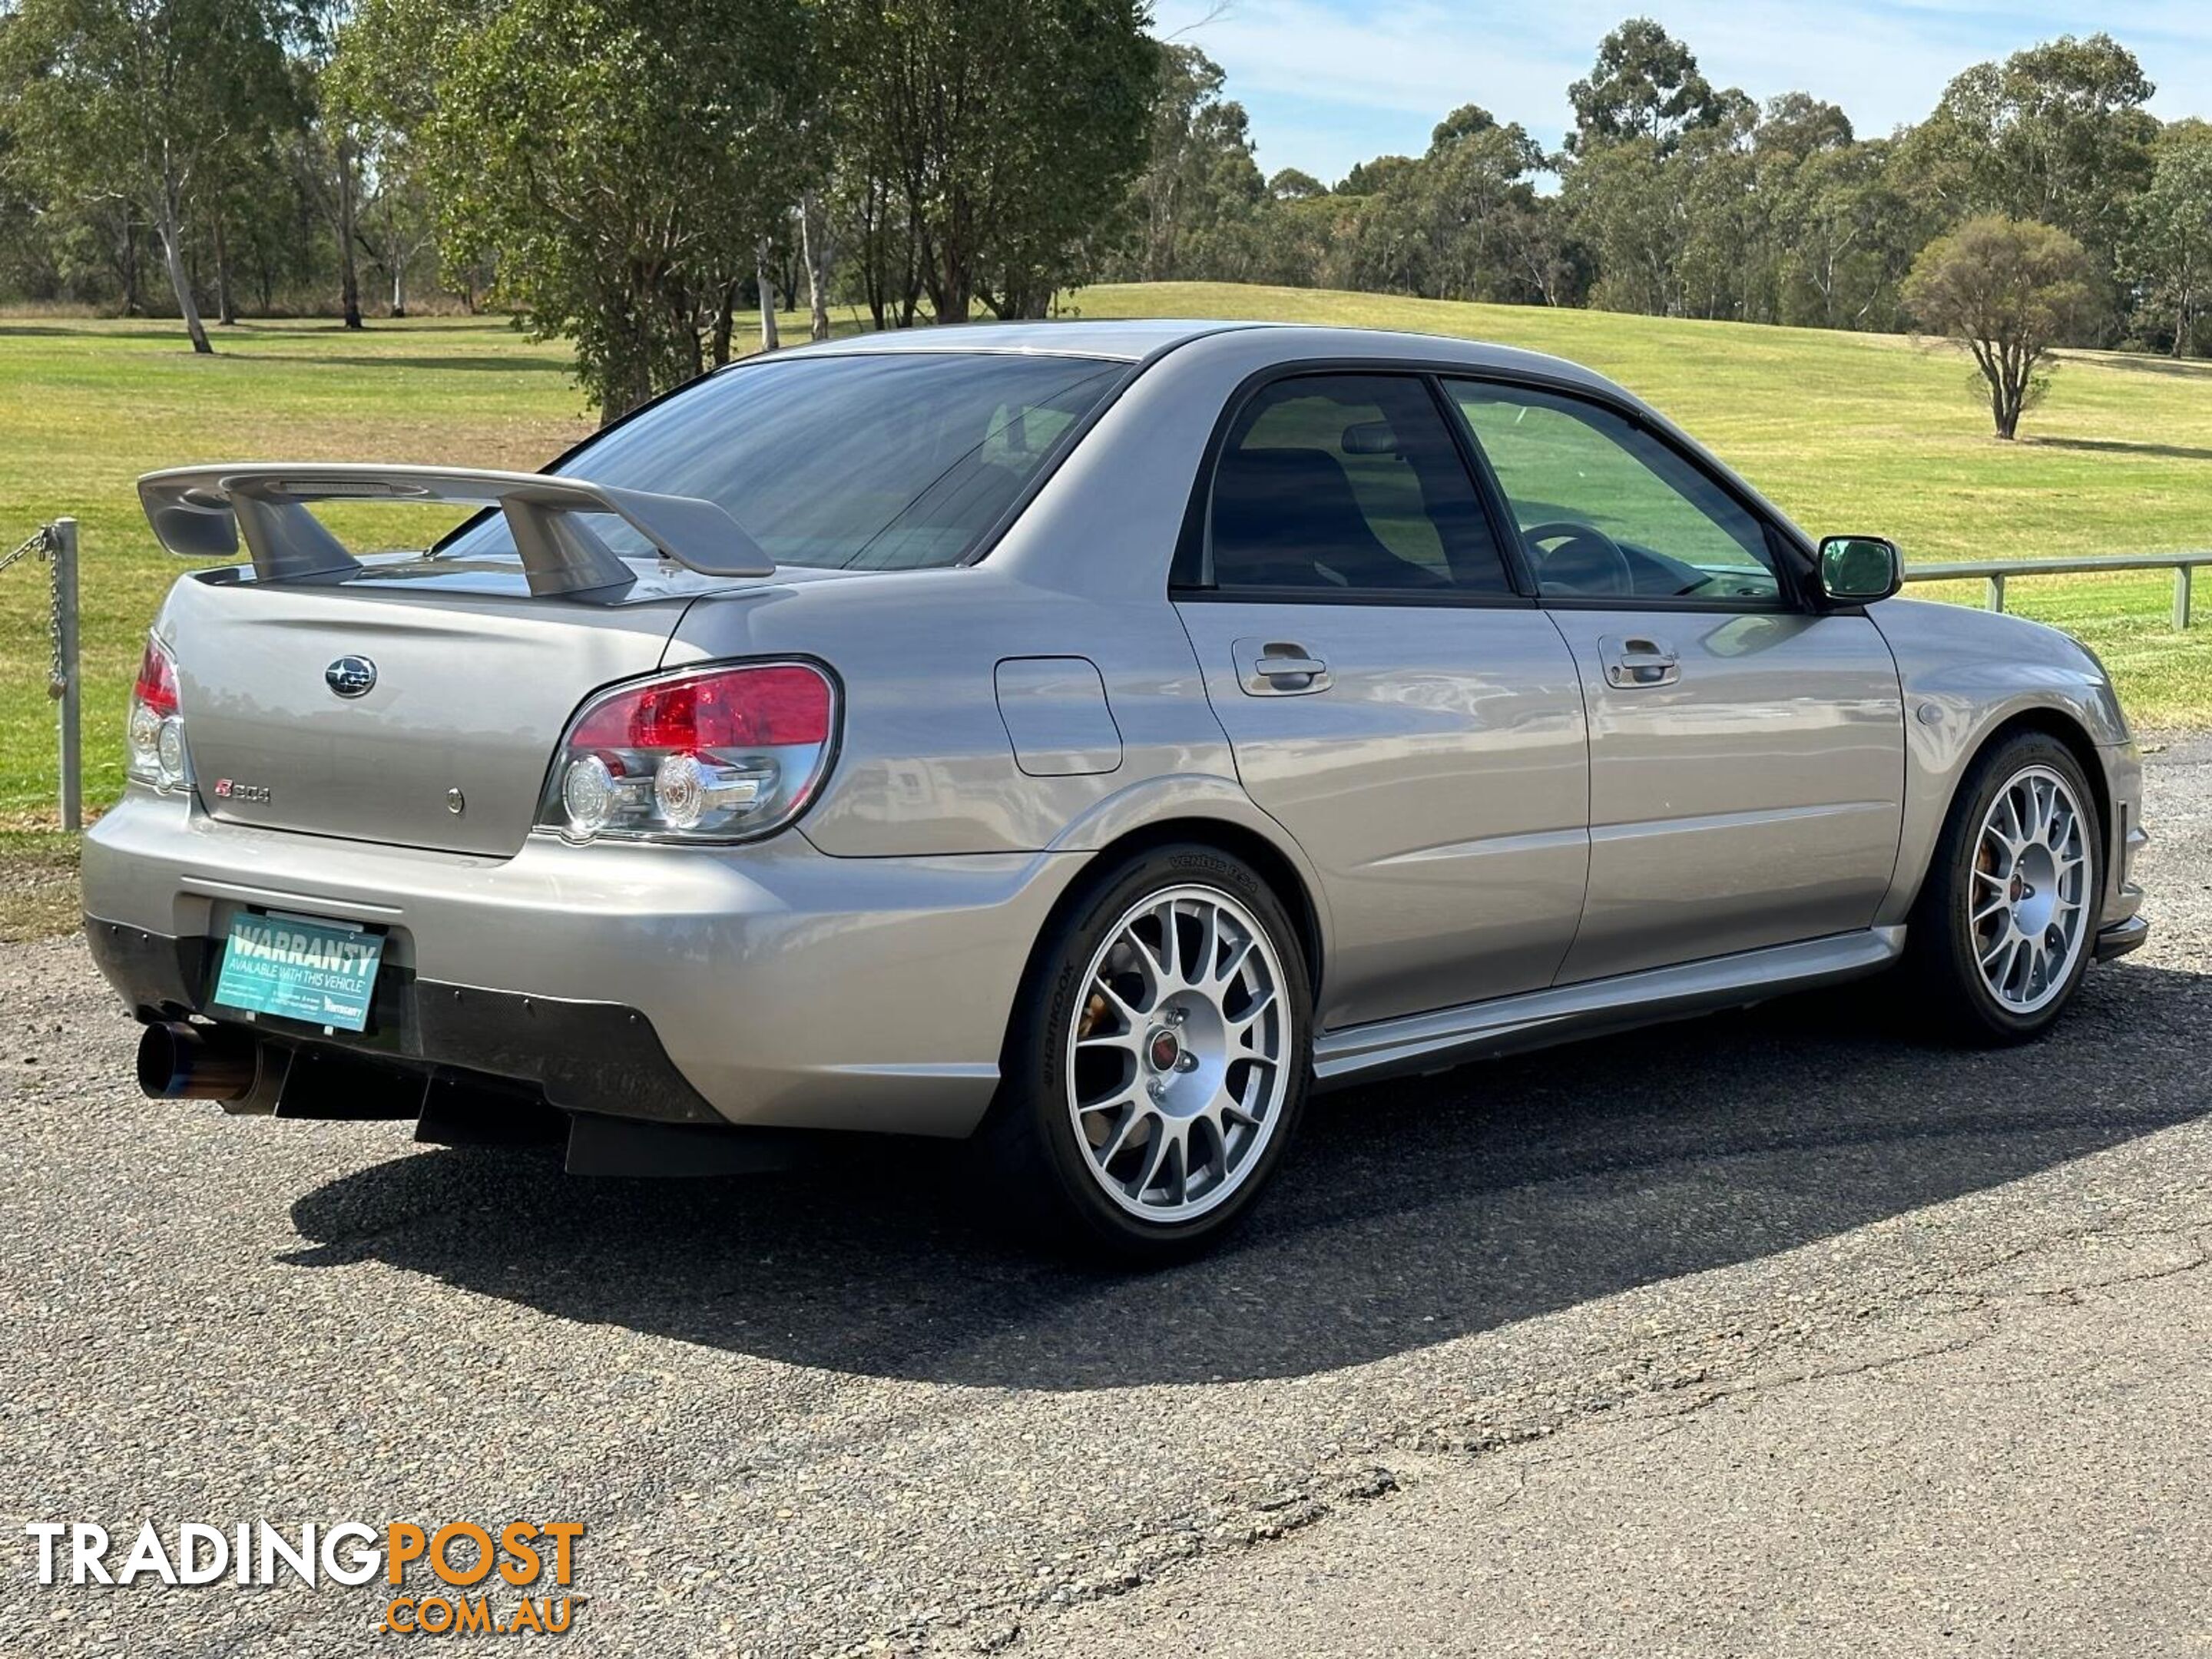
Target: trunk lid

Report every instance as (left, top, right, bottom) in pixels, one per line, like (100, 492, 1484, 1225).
(161, 557, 715, 856)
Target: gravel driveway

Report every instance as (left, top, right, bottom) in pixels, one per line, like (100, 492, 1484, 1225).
(5, 743, 2209, 1657)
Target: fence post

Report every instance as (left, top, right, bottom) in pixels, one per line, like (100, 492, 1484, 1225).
(1985, 571, 2006, 613)
(54, 518, 81, 833)
(2176, 565, 2195, 632)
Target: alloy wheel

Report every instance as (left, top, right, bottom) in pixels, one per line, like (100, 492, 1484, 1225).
(1970, 763, 2092, 1015)
(1065, 884, 1292, 1222)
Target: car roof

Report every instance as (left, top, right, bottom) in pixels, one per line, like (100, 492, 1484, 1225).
(790, 318, 1629, 399)
(797, 318, 1240, 360)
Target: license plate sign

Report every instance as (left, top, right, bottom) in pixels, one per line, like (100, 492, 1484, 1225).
(211, 912, 382, 1031)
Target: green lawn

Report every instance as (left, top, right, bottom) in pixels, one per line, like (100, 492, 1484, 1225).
(2, 283, 2209, 867)
(1073, 284, 2212, 731)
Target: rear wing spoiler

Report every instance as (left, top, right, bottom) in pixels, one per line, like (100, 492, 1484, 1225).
(137, 463, 774, 598)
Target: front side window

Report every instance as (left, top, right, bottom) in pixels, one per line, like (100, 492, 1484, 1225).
(439, 352, 1123, 571)
(1196, 374, 1512, 597)
(1444, 381, 1785, 605)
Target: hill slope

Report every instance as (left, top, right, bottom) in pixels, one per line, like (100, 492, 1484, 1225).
(1071, 283, 2212, 570)
(1071, 283, 2212, 731)
(0, 286, 2206, 841)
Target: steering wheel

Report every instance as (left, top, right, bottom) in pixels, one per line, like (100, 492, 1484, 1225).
(1522, 521, 1634, 597)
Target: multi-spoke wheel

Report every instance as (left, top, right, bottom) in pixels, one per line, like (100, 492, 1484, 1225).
(1909, 733, 2104, 1042)
(1967, 764, 2092, 1015)
(1068, 886, 1292, 1223)
(982, 845, 1311, 1260)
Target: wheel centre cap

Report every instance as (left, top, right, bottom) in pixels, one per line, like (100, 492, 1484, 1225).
(1147, 1029, 1183, 1071)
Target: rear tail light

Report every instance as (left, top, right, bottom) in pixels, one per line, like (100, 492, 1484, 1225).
(538, 661, 838, 843)
(127, 634, 190, 793)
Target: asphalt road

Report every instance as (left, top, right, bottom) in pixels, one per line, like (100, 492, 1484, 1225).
(4, 742, 2210, 1657)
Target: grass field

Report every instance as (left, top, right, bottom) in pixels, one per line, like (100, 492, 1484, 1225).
(2, 281, 2208, 900)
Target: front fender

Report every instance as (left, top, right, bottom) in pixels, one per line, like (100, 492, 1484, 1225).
(1871, 598, 2137, 924)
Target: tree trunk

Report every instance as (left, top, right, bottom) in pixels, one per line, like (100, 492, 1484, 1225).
(391, 262, 406, 318)
(757, 239, 780, 353)
(664, 273, 704, 382)
(800, 190, 832, 343)
(156, 203, 212, 354)
(926, 214, 972, 325)
(336, 131, 363, 329)
(213, 214, 236, 326)
(122, 220, 142, 316)
(601, 306, 656, 426)
(710, 280, 738, 366)
(863, 226, 887, 332)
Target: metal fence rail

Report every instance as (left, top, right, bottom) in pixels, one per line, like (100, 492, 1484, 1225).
(1903, 551, 2212, 630)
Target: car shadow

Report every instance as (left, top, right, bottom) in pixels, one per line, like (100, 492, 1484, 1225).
(282, 960, 2210, 1389)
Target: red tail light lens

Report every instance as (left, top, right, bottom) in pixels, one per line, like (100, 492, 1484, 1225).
(539, 661, 838, 843)
(568, 664, 831, 751)
(127, 634, 189, 791)
(134, 637, 180, 718)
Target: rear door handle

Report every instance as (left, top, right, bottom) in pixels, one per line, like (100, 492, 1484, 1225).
(1235, 638, 1333, 696)
(1601, 635, 1679, 689)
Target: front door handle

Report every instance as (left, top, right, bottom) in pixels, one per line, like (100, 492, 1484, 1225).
(1235, 638, 1333, 696)
(1601, 635, 1679, 689)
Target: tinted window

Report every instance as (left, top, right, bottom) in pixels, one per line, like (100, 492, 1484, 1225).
(440, 353, 1122, 571)
(1197, 375, 1511, 596)
(1445, 381, 1783, 604)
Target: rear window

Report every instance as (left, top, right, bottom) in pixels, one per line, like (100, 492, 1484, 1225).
(439, 352, 1124, 571)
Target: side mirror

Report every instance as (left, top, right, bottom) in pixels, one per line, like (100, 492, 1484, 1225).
(1817, 535, 1902, 604)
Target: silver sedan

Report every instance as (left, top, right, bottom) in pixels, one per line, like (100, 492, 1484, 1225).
(84, 321, 2149, 1257)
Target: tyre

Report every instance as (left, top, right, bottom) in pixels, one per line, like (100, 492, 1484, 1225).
(981, 843, 1313, 1263)
(1906, 732, 2103, 1044)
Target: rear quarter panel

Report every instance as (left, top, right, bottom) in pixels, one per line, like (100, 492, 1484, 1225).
(666, 567, 1244, 859)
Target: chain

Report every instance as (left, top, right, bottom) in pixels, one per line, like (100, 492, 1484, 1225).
(0, 525, 67, 699)
(0, 525, 49, 576)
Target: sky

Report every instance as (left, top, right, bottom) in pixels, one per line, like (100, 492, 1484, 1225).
(1149, 1, 2212, 185)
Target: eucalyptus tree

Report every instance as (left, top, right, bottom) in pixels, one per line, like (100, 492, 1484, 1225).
(831, 0, 1154, 321)
(1412, 104, 1558, 304)
(1120, 43, 1262, 283)
(1558, 19, 1746, 319)
(341, 0, 813, 418)
(1565, 17, 1729, 157)
(1897, 32, 2157, 323)
(1, 0, 290, 349)
(2123, 120, 2212, 356)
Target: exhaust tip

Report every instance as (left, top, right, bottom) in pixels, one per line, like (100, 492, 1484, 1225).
(137, 1021, 259, 1101)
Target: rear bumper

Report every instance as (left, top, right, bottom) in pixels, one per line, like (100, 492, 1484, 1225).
(83, 790, 1086, 1135)
(86, 919, 719, 1123)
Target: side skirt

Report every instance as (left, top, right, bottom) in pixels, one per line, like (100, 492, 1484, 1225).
(1310, 926, 1907, 1090)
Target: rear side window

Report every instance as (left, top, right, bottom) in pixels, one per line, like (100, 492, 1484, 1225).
(439, 353, 1123, 571)
(1191, 374, 1511, 597)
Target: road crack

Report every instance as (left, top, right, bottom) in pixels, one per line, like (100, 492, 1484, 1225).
(899, 1218, 2212, 1657)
